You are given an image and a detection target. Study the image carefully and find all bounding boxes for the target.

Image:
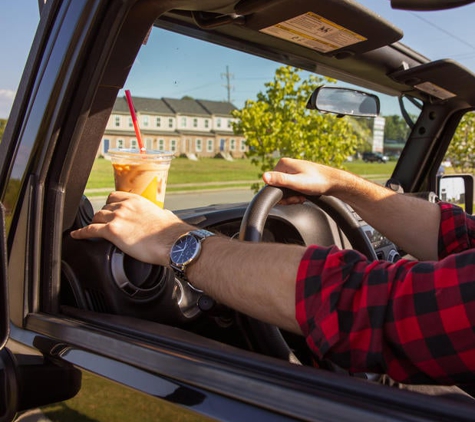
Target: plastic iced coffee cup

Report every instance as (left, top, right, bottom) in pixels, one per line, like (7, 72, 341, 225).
(108, 149, 174, 208)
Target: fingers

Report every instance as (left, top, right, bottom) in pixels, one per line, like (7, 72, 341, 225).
(70, 223, 109, 240)
(278, 196, 307, 205)
(263, 170, 290, 187)
(273, 157, 299, 172)
(107, 191, 135, 203)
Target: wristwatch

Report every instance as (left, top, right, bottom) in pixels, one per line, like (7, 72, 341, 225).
(170, 229, 215, 283)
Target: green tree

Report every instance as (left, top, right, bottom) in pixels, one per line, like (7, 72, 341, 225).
(446, 111, 475, 172)
(383, 115, 410, 142)
(232, 66, 367, 191)
(0, 119, 6, 144)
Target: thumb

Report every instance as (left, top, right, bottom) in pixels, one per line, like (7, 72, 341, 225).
(263, 171, 295, 188)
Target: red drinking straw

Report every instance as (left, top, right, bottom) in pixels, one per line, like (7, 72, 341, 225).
(125, 89, 146, 152)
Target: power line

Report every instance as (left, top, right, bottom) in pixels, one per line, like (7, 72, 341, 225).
(411, 12, 475, 51)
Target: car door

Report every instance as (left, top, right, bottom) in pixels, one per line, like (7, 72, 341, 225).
(3, 0, 475, 421)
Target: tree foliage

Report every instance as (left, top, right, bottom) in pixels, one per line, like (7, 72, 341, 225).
(0, 119, 6, 144)
(232, 66, 368, 191)
(446, 111, 475, 172)
(384, 115, 409, 142)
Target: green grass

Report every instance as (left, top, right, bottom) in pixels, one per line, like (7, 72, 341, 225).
(85, 157, 397, 195)
(40, 371, 209, 422)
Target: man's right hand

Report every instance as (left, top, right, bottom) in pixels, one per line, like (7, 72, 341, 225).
(70, 191, 195, 266)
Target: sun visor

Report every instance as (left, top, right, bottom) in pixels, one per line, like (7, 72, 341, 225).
(390, 59, 475, 106)
(240, 0, 403, 58)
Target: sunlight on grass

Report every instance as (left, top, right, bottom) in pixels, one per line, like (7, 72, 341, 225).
(85, 157, 396, 193)
(41, 371, 211, 422)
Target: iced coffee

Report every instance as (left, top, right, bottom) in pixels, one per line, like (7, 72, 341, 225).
(108, 149, 174, 208)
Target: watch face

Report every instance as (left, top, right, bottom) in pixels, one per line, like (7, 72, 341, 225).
(171, 235, 200, 266)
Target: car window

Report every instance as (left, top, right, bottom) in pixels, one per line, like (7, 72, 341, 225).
(443, 111, 475, 173)
(85, 27, 420, 211)
(439, 110, 475, 209)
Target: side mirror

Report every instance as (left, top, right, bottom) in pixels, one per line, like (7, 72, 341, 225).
(438, 174, 474, 214)
(306, 86, 380, 118)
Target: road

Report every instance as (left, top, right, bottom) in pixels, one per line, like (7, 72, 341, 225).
(89, 188, 255, 211)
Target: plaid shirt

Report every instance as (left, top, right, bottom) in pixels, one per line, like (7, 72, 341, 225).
(296, 202, 475, 385)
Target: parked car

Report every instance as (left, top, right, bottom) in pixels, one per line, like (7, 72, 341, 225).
(362, 152, 389, 163)
(2, 0, 475, 421)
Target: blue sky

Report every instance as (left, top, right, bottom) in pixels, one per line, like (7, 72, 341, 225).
(1, 0, 475, 118)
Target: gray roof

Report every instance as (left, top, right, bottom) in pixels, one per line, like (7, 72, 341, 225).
(196, 99, 238, 115)
(113, 96, 174, 115)
(113, 96, 237, 117)
(162, 98, 209, 116)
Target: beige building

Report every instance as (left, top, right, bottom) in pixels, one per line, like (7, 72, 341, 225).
(100, 96, 247, 158)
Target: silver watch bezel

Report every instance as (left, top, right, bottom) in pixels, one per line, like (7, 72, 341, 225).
(169, 229, 214, 280)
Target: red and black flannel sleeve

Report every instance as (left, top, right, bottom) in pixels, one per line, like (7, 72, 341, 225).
(295, 202, 475, 385)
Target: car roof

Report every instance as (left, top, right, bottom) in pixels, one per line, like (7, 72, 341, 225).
(154, 0, 475, 110)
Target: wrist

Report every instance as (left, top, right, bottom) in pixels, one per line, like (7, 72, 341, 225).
(169, 228, 216, 285)
(325, 168, 359, 198)
(154, 222, 196, 266)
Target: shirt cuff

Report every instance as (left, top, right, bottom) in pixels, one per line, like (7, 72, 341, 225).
(438, 202, 471, 259)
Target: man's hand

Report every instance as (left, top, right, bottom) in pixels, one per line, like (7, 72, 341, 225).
(70, 192, 194, 266)
(263, 157, 355, 204)
(264, 157, 441, 261)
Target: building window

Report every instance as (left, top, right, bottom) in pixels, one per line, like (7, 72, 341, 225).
(117, 139, 124, 149)
(158, 139, 164, 150)
(170, 139, 177, 152)
(240, 140, 246, 151)
(216, 118, 221, 128)
(142, 115, 149, 127)
(114, 116, 120, 127)
(168, 118, 173, 128)
(145, 138, 153, 150)
(230, 139, 236, 151)
(227, 119, 232, 128)
(156, 117, 161, 127)
(196, 139, 202, 152)
(181, 117, 187, 127)
(204, 119, 209, 128)
(131, 139, 138, 149)
(128, 117, 133, 128)
(207, 139, 214, 152)
(193, 118, 198, 128)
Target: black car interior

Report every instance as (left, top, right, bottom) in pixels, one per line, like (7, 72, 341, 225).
(24, 0, 474, 395)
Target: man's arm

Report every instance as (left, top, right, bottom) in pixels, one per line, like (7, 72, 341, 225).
(264, 158, 441, 261)
(70, 191, 305, 334)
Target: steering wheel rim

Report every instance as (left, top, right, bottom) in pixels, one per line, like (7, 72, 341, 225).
(238, 185, 377, 362)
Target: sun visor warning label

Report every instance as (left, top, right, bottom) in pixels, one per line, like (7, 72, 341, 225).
(260, 12, 366, 53)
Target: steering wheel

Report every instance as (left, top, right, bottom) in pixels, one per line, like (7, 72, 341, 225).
(238, 185, 377, 363)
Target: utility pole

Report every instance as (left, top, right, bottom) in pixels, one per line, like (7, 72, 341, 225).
(221, 65, 234, 103)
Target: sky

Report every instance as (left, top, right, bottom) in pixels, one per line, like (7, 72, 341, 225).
(1, 0, 475, 119)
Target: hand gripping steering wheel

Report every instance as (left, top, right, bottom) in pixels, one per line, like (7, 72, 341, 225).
(238, 185, 377, 364)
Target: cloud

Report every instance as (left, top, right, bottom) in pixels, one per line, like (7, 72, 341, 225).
(0, 89, 16, 119)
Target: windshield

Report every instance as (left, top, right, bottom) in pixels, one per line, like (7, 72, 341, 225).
(86, 26, 420, 211)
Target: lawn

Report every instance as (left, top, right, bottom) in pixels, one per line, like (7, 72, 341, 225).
(41, 371, 208, 422)
(85, 157, 396, 195)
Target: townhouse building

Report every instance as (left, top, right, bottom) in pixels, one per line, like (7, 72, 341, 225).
(100, 96, 247, 159)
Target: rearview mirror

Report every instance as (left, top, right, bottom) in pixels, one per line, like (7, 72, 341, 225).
(391, 0, 475, 11)
(306, 86, 380, 118)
